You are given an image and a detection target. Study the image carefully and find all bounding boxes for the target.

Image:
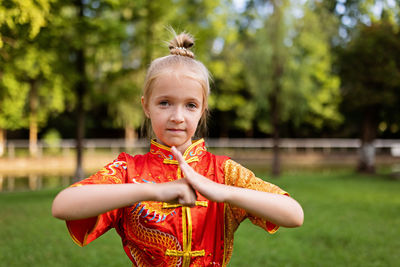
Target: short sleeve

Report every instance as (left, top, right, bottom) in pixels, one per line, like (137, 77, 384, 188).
(66, 154, 128, 247)
(223, 159, 289, 234)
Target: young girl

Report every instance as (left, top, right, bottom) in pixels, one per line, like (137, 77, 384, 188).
(52, 31, 303, 267)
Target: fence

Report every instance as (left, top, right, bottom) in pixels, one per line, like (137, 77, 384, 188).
(2, 138, 400, 191)
(3, 138, 400, 157)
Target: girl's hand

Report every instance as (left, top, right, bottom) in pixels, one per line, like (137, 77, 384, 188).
(171, 146, 303, 227)
(171, 146, 227, 203)
(153, 178, 197, 207)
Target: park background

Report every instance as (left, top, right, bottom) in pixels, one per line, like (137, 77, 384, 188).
(0, 0, 399, 266)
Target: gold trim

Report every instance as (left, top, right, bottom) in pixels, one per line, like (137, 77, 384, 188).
(177, 167, 182, 179)
(69, 184, 83, 187)
(165, 249, 205, 257)
(150, 139, 171, 151)
(66, 215, 100, 247)
(164, 189, 206, 265)
(194, 201, 208, 207)
(68, 228, 84, 247)
(163, 159, 178, 164)
(162, 203, 182, 209)
(186, 157, 199, 163)
(150, 138, 204, 158)
(162, 201, 208, 209)
(165, 206, 206, 267)
(162, 139, 207, 266)
(186, 208, 193, 266)
(222, 204, 227, 266)
(163, 157, 199, 165)
(182, 139, 204, 159)
(182, 207, 188, 264)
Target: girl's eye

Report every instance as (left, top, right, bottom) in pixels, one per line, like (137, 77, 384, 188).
(187, 103, 197, 109)
(159, 101, 169, 106)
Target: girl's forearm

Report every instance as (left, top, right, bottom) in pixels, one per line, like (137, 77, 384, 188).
(52, 184, 154, 220)
(224, 186, 304, 228)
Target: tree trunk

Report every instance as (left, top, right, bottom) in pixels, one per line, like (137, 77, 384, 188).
(0, 128, 5, 157)
(357, 107, 378, 173)
(125, 125, 136, 151)
(75, 71, 85, 182)
(29, 79, 39, 157)
(74, 0, 87, 182)
(270, 62, 283, 177)
(144, 1, 154, 67)
(219, 112, 229, 138)
(269, 0, 284, 178)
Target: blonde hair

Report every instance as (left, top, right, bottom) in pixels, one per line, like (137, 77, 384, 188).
(142, 30, 211, 138)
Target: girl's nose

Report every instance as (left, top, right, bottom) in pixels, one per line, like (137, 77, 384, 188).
(170, 106, 184, 123)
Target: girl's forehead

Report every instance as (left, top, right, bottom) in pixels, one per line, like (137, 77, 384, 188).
(158, 68, 200, 82)
(151, 73, 203, 95)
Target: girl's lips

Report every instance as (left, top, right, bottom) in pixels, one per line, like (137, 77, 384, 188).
(168, 129, 185, 132)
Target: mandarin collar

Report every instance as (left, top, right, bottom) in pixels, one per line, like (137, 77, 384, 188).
(149, 139, 207, 164)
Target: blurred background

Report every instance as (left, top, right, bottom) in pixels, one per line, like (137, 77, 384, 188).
(0, 0, 399, 266)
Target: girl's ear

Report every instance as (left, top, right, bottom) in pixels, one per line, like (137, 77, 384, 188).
(141, 96, 150, 118)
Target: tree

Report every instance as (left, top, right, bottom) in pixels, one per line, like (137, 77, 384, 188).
(285, 2, 342, 131)
(0, 0, 55, 156)
(173, 0, 245, 138)
(331, 0, 400, 173)
(15, 45, 67, 157)
(105, 0, 175, 145)
(53, 0, 137, 179)
(205, 1, 252, 138)
(257, 0, 287, 177)
(338, 21, 400, 173)
(103, 0, 230, 144)
(243, 0, 342, 176)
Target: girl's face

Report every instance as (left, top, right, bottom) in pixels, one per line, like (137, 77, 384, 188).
(142, 72, 204, 153)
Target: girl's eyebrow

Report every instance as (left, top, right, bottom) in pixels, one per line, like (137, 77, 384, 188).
(186, 97, 201, 101)
(152, 95, 171, 100)
(153, 95, 201, 102)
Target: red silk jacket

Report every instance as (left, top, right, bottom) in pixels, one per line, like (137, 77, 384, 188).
(66, 139, 289, 266)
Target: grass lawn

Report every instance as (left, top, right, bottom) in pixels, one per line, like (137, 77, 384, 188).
(0, 169, 399, 266)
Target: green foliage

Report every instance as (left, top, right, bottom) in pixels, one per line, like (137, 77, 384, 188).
(243, 1, 342, 134)
(0, 0, 52, 46)
(105, 73, 144, 130)
(286, 6, 343, 129)
(92, 0, 234, 133)
(338, 21, 400, 137)
(0, 0, 68, 132)
(42, 128, 62, 154)
(0, 73, 29, 129)
(1, 0, 400, 139)
(339, 22, 400, 109)
(16, 45, 67, 124)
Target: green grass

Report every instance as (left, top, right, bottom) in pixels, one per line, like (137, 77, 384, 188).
(231, 170, 400, 267)
(0, 170, 399, 266)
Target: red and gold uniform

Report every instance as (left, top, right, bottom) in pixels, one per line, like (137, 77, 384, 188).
(66, 139, 289, 266)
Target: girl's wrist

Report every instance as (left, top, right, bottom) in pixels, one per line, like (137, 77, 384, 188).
(214, 183, 232, 203)
(128, 183, 155, 203)
(221, 184, 235, 204)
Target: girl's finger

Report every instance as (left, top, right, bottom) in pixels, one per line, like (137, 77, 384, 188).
(171, 146, 184, 164)
(171, 146, 193, 175)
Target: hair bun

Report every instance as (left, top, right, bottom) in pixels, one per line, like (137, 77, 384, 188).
(168, 32, 195, 58)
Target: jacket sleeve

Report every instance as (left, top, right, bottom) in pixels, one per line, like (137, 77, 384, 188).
(223, 159, 289, 234)
(65, 153, 128, 247)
